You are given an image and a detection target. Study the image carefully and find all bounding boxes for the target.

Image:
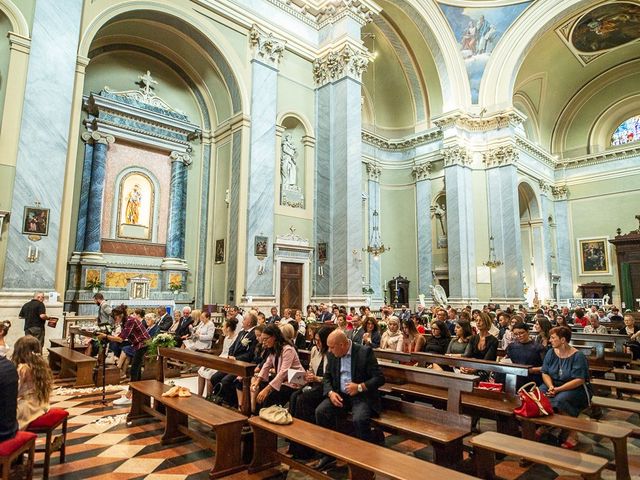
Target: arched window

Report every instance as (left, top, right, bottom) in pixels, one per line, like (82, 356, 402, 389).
(611, 116, 640, 146)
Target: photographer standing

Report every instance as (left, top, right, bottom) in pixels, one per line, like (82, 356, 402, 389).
(19, 292, 49, 351)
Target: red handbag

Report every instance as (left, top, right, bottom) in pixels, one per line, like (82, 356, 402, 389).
(478, 381, 504, 392)
(513, 382, 553, 417)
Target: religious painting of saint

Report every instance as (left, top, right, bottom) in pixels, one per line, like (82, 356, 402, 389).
(578, 237, 611, 275)
(571, 2, 640, 53)
(215, 239, 225, 264)
(125, 184, 142, 225)
(317, 242, 327, 263)
(117, 172, 154, 240)
(22, 206, 49, 236)
(254, 236, 268, 257)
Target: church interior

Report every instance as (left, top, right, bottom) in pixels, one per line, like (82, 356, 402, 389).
(1, 0, 640, 478)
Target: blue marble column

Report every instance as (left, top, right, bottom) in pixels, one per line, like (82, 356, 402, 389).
(244, 26, 283, 297)
(2, 0, 84, 289)
(166, 151, 190, 260)
(413, 164, 433, 295)
(552, 186, 573, 300)
(84, 133, 114, 253)
(366, 164, 382, 301)
(74, 133, 95, 252)
(484, 148, 523, 302)
(443, 146, 477, 303)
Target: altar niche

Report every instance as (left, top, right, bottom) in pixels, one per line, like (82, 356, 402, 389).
(117, 171, 155, 241)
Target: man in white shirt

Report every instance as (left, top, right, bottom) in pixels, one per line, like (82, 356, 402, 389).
(584, 314, 608, 334)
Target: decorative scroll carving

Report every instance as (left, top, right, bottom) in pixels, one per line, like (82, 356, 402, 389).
(102, 71, 184, 116)
(170, 151, 192, 167)
(249, 24, 286, 68)
(434, 109, 525, 132)
(313, 43, 369, 86)
(442, 145, 471, 167)
(81, 131, 115, 146)
(362, 129, 442, 150)
(317, 0, 376, 27)
(482, 145, 518, 168)
(412, 163, 431, 181)
(538, 180, 550, 196)
(366, 162, 381, 181)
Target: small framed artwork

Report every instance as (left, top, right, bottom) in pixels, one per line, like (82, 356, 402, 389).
(215, 239, 225, 264)
(22, 206, 50, 236)
(577, 237, 611, 275)
(254, 236, 268, 257)
(317, 242, 327, 263)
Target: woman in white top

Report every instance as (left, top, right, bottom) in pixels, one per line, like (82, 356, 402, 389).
(198, 317, 239, 397)
(183, 311, 216, 351)
(380, 316, 402, 351)
(0, 321, 11, 358)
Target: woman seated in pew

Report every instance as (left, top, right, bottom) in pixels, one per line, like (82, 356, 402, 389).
(503, 322, 545, 389)
(423, 320, 451, 354)
(533, 316, 552, 351)
(251, 324, 304, 410)
(183, 311, 216, 351)
(380, 316, 402, 350)
(197, 317, 238, 398)
(539, 325, 592, 449)
(460, 313, 498, 379)
(555, 314, 570, 328)
(446, 320, 473, 356)
(620, 314, 640, 360)
(397, 319, 426, 353)
(0, 320, 11, 357)
(287, 326, 331, 459)
(362, 316, 381, 349)
(12, 335, 53, 429)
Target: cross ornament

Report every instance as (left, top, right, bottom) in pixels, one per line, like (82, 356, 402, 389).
(289, 226, 296, 235)
(137, 70, 158, 97)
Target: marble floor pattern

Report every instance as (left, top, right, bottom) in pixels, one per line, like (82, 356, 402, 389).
(37, 378, 640, 480)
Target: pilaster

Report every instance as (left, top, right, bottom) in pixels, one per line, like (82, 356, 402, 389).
(366, 162, 382, 301)
(412, 162, 433, 295)
(164, 151, 191, 265)
(552, 185, 573, 300)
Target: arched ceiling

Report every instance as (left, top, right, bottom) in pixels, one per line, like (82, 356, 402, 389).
(514, 2, 640, 157)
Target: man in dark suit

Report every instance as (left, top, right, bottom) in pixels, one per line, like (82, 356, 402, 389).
(157, 307, 173, 332)
(266, 306, 280, 324)
(347, 314, 365, 344)
(174, 307, 193, 347)
(398, 305, 411, 322)
(314, 329, 385, 470)
(317, 303, 332, 323)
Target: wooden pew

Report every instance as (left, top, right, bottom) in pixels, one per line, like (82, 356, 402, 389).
(248, 416, 476, 480)
(377, 362, 478, 467)
(591, 378, 640, 396)
(470, 431, 607, 480)
(49, 338, 86, 353)
(47, 347, 96, 387)
(128, 379, 246, 479)
(572, 333, 629, 353)
(158, 347, 256, 416)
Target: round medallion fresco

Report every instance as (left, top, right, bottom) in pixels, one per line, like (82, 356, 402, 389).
(571, 2, 640, 53)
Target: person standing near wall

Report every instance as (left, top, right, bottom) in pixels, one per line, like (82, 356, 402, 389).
(19, 292, 49, 351)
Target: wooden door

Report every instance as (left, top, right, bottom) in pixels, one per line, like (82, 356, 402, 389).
(280, 262, 303, 312)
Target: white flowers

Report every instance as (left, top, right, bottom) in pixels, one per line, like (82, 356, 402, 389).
(241, 337, 250, 347)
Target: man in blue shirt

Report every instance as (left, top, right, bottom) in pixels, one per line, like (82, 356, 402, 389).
(314, 329, 385, 470)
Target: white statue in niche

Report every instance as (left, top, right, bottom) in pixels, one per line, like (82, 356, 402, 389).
(281, 133, 298, 187)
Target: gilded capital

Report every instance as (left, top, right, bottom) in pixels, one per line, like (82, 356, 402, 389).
(442, 145, 471, 167)
(551, 184, 568, 200)
(249, 24, 286, 68)
(482, 145, 518, 168)
(170, 150, 192, 167)
(313, 43, 369, 86)
(412, 163, 431, 181)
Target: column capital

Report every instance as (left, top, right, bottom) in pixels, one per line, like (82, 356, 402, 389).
(317, 0, 380, 27)
(249, 24, 286, 68)
(482, 144, 518, 168)
(76, 55, 90, 74)
(82, 131, 115, 146)
(313, 42, 370, 86)
(443, 145, 471, 167)
(366, 162, 381, 181)
(551, 184, 569, 200)
(170, 150, 192, 166)
(538, 179, 550, 196)
(8, 32, 30, 54)
(412, 163, 431, 181)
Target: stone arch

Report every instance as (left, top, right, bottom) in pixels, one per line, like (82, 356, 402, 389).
(479, 0, 596, 109)
(590, 94, 640, 151)
(276, 111, 313, 137)
(0, 0, 29, 36)
(78, 3, 248, 116)
(518, 181, 546, 302)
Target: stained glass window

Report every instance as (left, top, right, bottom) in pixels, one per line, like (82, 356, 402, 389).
(611, 116, 640, 146)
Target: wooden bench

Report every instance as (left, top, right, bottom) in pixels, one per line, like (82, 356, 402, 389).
(518, 414, 632, 480)
(49, 338, 86, 353)
(158, 347, 256, 416)
(378, 362, 477, 466)
(470, 431, 608, 480)
(47, 347, 96, 387)
(591, 378, 640, 396)
(572, 333, 629, 353)
(248, 416, 476, 480)
(128, 379, 247, 479)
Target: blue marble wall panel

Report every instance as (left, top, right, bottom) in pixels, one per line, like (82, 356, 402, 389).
(245, 61, 277, 296)
(416, 179, 433, 294)
(314, 85, 332, 297)
(445, 165, 476, 301)
(2, 0, 83, 289)
(554, 200, 574, 300)
(368, 179, 382, 300)
(84, 142, 108, 252)
(196, 144, 212, 305)
(75, 142, 94, 252)
(487, 166, 523, 300)
(227, 131, 242, 303)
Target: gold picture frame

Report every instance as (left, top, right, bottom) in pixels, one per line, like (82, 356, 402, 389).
(577, 237, 611, 276)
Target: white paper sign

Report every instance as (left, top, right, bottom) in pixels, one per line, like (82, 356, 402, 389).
(287, 369, 306, 386)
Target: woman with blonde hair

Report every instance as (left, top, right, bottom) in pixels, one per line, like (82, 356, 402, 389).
(12, 335, 53, 429)
(380, 316, 402, 350)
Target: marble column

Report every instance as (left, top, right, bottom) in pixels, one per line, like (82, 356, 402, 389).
(552, 185, 573, 300)
(444, 146, 477, 304)
(366, 163, 383, 301)
(2, 0, 84, 290)
(539, 181, 554, 299)
(413, 163, 433, 295)
(83, 132, 115, 253)
(244, 25, 285, 298)
(165, 151, 191, 261)
(74, 133, 95, 252)
(483, 146, 523, 302)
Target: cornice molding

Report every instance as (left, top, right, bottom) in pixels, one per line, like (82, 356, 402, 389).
(249, 24, 286, 68)
(7, 32, 30, 54)
(483, 144, 518, 168)
(361, 128, 441, 151)
(558, 143, 640, 169)
(515, 135, 556, 169)
(313, 42, 369, 86)
(317, 0, 379, 27)
(433, 108, 525, 133)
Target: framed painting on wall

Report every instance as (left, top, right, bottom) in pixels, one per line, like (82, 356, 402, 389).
(254, 236, 268, 257)
(215, 239, 225, 264)
(577, 237, 611, 275)
(22, 206, 49, 236)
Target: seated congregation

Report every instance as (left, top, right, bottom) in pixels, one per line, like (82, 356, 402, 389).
(2, 301, 639, 479)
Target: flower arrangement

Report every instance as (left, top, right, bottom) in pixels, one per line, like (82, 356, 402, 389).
(84, 278, 103, 292)
(377, 320, 388, 333)
(169, 278, 183, 293)
(146, 332, 176, 357)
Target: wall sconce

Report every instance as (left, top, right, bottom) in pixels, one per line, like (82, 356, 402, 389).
(27, 245, 39, 263)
